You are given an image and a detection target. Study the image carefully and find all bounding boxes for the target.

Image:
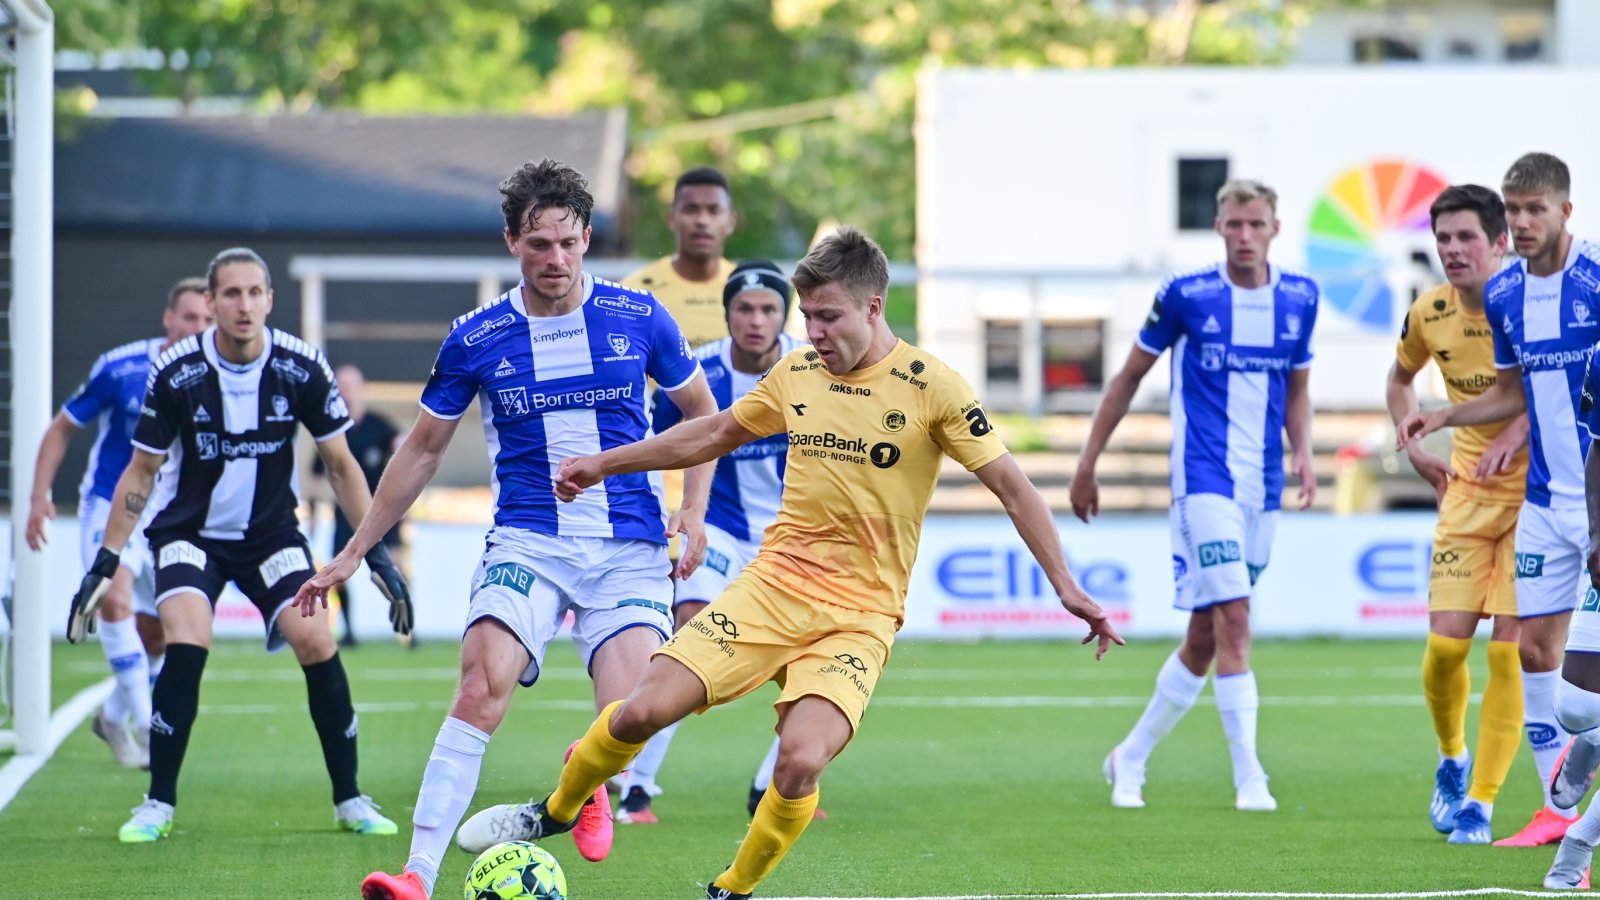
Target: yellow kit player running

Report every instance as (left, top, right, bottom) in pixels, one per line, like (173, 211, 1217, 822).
(456, 226, 1123, 900)
(1388, 184, 1526, 844)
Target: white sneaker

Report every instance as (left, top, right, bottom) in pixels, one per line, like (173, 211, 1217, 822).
(1546, 833, 1596, 889)
(457, 801, 542, 854)
(118, 796, 174, 843)
(335, 795, 399, 835)
(1236, 775, 1277, 811)
(1103, 746, 1145, 809)
(92, 709, 147, 769)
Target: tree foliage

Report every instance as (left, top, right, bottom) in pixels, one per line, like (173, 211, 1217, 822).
(52, 0, 1349, 258)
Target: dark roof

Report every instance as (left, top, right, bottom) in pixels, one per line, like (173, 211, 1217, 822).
(54, 112, 628, 240)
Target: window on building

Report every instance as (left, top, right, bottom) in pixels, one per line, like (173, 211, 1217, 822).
(1042, 321, 1105, 409)
(1177, 158, 1229, 231)
(1352, 35, 1421, 63)
(985, 321, 1022, 398)
(1446, 39, 1479, 60)
(1502, 12, 1549, 63)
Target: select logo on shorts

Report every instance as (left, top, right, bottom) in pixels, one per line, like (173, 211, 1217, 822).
(1516, 552, 1546, 578)
(481, 562, 536, 596)
(705, 548, 730, 576)
(1197, 540, 1242, 568)
(1247, 563, 1266, 586)
(158, 540, 207, 570)
(258, 546, 311, 588)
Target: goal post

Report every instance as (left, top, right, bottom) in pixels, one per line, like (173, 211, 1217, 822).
(2, 0, 53, 757)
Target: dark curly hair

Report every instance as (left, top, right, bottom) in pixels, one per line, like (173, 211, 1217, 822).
(500, 159, 595, 237)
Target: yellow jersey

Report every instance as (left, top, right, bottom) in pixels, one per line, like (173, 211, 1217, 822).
(1396, 284, 1527, 504)
(622, 256, 736, 350)
(730, 340, 1007, 623)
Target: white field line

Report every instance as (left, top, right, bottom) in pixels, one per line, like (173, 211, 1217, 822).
(763, 892, 1570, 900)
(0, 678, 113, 814)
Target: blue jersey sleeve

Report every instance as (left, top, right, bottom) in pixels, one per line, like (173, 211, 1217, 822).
(419, 333, 478, 420)
(1486, 293, 1517, 369)
(646, 306, 700, 391)
(1293, 287, 1319, 368)
(62, 358, 117, 426)
(1135, 282, 1184, 356)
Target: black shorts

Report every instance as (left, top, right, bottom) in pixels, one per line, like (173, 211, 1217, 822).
(150, 531, 316, 651)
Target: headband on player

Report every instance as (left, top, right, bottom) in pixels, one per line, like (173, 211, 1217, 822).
(723, 259, 792, 326)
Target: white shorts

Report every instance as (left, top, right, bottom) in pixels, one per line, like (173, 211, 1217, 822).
(674, 523, 762, 607)
(1169, 493, 1278, 612)
(79, 494, 158, 617)
(1514, 503, 1588, 620)
(467, 527, 673, 687)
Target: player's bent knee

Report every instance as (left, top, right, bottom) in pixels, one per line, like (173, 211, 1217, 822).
(1557, 675, 1600, 734)
(451, 671, 514, 733)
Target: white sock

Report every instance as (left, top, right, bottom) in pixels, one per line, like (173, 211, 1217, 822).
(1119, 651, 1207, 767)
(99, 616, 151, 730)
(1524, 668, 1575, 817)
(752, 735, 782, 792)
(1569, 797, 1600, 845)
(622, 720, 679, 794)
(1557, 678, 1600, 735)
(407, 717, 490, 896)
(1215, 671, 1266, 788)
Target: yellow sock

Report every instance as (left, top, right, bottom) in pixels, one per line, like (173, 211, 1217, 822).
(717, 785, 820, 894)
(547, 701, 645, 822)
(1468, 639, 1525, 805)
(1423, 632, 1473, 758)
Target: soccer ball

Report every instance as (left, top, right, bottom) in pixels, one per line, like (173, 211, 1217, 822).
(464, 840, 568, 900)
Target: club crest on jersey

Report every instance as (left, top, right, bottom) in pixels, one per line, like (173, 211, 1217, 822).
(604, 333, 638, 362)
(271, 357, 309, 383)
(169, 361, 209, 389)
(497, 387, 530, 417)
(593, 295, 651, 317)
(267, 394, 293, 422)
(1283, 313, 1302, 340)
(1200, 343, 1226, 372)
(196, 433, 219, 460)
(1573, 299, 1594, 327)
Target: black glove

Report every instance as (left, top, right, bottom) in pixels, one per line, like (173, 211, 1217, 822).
(67, 547, 120, 644)
(366, 543, 413, 635)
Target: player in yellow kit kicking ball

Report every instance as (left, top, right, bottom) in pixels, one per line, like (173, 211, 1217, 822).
(456, 226, 1123, 899)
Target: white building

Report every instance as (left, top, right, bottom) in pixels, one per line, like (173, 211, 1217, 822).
(1293, 0, 1599, 68)
(915, 66, 1600, 411)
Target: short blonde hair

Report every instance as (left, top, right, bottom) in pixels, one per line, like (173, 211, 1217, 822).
(1503, 152, 1570, 199)
(1215, 179, 1278, 215)
(791, 226, 890, 302)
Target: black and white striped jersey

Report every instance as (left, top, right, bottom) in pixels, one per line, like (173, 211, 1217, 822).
(133, 327, 352, 544)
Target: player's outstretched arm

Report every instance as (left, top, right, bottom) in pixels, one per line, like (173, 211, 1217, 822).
(976, 453, 1125, 659)
(295, 411, 458, 615)
(1072, 346, 1159, 522)
(1476, 413, 1529, 480)
(1386, 362, 1455, 503)
(1397, 367, 1526, 448)
(554, 409, 758, 502)
(26, 412, 82, 551)
(1286, 367, 1316, 510)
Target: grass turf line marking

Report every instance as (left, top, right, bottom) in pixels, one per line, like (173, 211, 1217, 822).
(763, 892, 1568, 900)
(0, 677, 113, 815)
(764, 883, 1574, 890)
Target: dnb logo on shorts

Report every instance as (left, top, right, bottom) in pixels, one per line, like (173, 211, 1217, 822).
(704, 547, 730, 576)
(1516, 552, 1546, 578)
(481, 562, 536, 595)
(1582, 586, 1600, 613)
(1197, 540, 1242, 568)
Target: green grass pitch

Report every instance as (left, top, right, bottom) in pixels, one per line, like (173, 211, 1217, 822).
(0, 637, 1571, 898)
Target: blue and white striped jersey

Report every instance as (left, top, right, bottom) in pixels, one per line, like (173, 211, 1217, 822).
(1489, 238, 1600, 510)
(63, 337, 165, 502)
(653, 334, 802, 543)
(421, 274, 701, 542)
(1136, 263, 1319, 512)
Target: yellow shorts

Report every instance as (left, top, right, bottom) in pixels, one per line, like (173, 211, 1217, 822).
(655, 571, 897, 734)
(1430, 487, 1519, 617)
